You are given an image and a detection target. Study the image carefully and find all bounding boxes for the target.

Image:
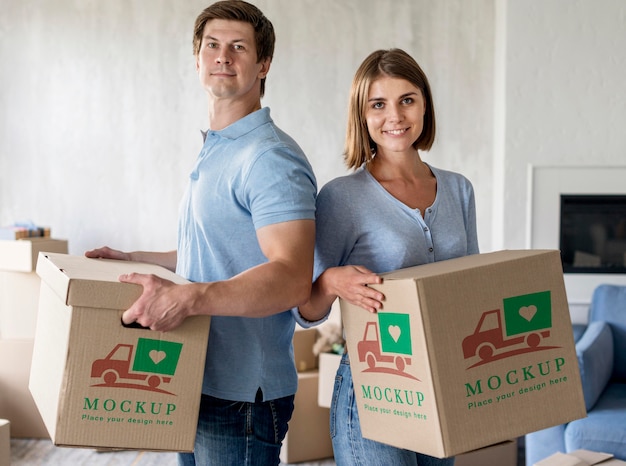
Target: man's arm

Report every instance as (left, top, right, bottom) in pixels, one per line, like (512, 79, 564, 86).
(85, 247, 178, 272)
(119, 219, 315, 331)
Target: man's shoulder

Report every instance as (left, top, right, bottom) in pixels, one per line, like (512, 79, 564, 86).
(235, 111, 304, 155)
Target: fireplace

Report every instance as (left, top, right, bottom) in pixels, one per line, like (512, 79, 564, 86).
(529, 165, 626, 323)
(560, 194, 626, 274)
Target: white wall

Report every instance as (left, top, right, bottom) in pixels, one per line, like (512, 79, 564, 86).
(0, 0, 494, 255)
(1, 0, 625, 285)
(499, 0, 626, 250)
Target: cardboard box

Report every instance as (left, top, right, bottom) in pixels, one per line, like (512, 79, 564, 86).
(318, 352, 341, 408)
(1, 271, 43, 339)
(280, 370, 333, 463)
(0, 238, 68, 339)
(29, 252, 211, 451)
(455, 439, 517, 466)
(0, 339, 49, 438)
(535, 450, 626, 466)
(0, 238, 68, 272)
(341, 249, 586, 458)
(293, 327, 318, 372)
(0, 419, 9, 466)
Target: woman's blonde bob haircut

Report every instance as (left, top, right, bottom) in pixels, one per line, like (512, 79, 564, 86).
(344, 48, 436, 170)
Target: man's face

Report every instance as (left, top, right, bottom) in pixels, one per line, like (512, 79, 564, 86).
(196, 19, 270, 102)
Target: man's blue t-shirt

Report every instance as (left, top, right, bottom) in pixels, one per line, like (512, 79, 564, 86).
(177, 107, 317, 402)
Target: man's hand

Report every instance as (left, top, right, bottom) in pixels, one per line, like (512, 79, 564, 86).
(119, 273, 192, 332)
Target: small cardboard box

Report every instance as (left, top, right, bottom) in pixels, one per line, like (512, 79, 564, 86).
(455, 439, 517, 466)
(0, 339, 49, 438)
(0, 238, 68, 339)
(0, 419, 10, 466)
(318, 352, 341, 408)
(535, 450, 626, 466)
(0, 238, 68, 272)
(293, 327, 318, 372)
(341, 249, 586, 458)
(29, 252, 211, 452)
(280, 370, 333, 463)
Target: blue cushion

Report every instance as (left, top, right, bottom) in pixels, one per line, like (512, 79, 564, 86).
(564, 383, 626, 460)
(576, 321, 614, 410)
(525, 425, 566, 466)
(589, 285, 626, 382)
(572, 324, 587, 342)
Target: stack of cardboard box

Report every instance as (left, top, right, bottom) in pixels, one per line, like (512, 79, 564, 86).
(280, 327, 335, 464)
(0, 237, 68, 439)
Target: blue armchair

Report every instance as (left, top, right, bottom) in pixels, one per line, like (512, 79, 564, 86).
(525, 284, 626, 465)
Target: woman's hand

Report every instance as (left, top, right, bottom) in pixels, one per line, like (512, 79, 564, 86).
(320, 265, 385, 313)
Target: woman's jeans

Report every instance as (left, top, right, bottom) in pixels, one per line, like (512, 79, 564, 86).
(331, 352, 455, 466)
(178, 390, 294, 466)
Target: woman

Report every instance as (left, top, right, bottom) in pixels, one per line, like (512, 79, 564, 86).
(299, 48, 479, 465)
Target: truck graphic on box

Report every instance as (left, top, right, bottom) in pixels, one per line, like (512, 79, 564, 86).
(462, 291, 557, 366)
(91, 337, 183, 394)
(357, 312, 417, 379)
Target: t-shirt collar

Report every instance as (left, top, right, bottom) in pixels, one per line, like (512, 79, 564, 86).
(201, 107, 271, 142)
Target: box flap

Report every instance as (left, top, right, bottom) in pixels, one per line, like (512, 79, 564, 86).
(381, 250, 558, 281)
(535, 450, 618, 466)
(535, 452, 588, 466)
(0, 238, 68, 272)
(36, 252, 189, 309)
(571, 450, 616, 465)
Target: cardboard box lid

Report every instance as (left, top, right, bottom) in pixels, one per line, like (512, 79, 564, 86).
(535, 450, 626, 466)
(380, 249, 558, 281)
(36, 252, 189, 309)
(0, 238, 68, 272)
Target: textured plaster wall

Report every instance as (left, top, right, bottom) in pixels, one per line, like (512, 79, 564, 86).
(500, 0, 626, 249)
(0, 0, 494, 255)
(2, 0, 624, 267)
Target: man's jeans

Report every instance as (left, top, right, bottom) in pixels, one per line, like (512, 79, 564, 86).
(178, 391, 294, 466)
(331, 352, 455, 466)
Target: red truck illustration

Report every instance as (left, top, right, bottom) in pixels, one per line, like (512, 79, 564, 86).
(91, 343, 172, 389)
(462, 306, 551, 362)
(358, 321, 411, 372)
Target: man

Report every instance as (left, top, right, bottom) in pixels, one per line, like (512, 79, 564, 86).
(86, 1, 319, 464)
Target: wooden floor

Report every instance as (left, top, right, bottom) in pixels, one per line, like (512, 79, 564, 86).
(9, 438, 336, 466)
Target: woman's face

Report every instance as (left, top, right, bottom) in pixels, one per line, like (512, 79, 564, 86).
(365, 75, 426, 156)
